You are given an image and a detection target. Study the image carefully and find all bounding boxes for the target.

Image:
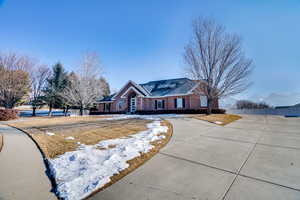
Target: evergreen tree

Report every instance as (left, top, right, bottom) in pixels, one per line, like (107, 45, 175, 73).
(44, 62, 69, 116)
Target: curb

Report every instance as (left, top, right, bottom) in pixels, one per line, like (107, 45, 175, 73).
(0, 134, 3, 152)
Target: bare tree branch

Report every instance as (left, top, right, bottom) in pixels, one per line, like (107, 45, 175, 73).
(61, 52, 104, 115)
(0, 52, 32, 108)
(184, 17, 253, 113)
(29, 64, 51, 116)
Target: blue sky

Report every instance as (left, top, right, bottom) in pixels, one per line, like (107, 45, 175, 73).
(0, 0, 299, 103)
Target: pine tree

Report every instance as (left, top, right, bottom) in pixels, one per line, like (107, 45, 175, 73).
(44, 62, 69, 116)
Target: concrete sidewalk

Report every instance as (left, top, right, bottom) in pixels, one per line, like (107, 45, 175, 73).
(93, 115, 300, 200)
(0, 124, 56, 200)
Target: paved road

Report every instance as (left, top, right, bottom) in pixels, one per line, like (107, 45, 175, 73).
(0, 124, 56, 200)
(93, 115, 300, 200)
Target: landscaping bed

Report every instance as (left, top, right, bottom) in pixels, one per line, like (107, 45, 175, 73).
(193, 114, 241, 125)
(0, 109, 19, 121)
(8, 116, 172, 200)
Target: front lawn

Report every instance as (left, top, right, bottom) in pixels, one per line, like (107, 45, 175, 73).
(8, 116, 172, 199)
(9, 117, 150, 158)
(193, 114, 241, 125)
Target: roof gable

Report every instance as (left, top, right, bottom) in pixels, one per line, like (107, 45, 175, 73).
(112, 80, 148, 100)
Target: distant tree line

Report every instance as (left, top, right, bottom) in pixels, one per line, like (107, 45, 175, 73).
(0, 51, 110, 116)
(235, 100, 271, 109)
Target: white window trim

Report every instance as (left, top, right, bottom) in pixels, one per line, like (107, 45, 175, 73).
(200, 95, 208, 107)
(130, 97, 137, 112)
(104, 103, 110, 112)
(157, 99, 164, 109)
(177, 98, 183, 108)
(116, 99, 125, 111)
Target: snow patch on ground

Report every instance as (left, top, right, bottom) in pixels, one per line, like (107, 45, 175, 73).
(215, 121, 223, 125)
(48, 118, 168, 200)
(65, 136, 75, 140)
(46, 131, 55, 136)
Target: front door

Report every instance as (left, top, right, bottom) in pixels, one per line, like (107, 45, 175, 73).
(130, 97, 137, 113)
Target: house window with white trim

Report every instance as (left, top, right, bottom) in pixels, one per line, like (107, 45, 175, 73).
(119, 99, 126, 109)
(177, 98, 183, 108)
(200, 95, 208, 107)
(154, 99, 165, 110)
(174, 98, 185, 108)
(104, 103, 111, 112)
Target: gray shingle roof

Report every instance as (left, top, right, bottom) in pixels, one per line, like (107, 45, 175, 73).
(294, 103, 300, 107)
(96, 93, 116, 102)
(140, 78, 197, 97)
(98, 78, 198, 102)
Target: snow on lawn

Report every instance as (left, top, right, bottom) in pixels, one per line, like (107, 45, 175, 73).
(46, 131, 55, 136)
(48, 118, 168, 200)
(65, 136, 75, 140)
(215, 121, 223, 125)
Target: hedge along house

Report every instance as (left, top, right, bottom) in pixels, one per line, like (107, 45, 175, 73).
(95, 78, 219, 114)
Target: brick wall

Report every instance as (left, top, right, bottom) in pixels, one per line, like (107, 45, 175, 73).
(97, 80, 219, 112)
(138, 95, 218, 111)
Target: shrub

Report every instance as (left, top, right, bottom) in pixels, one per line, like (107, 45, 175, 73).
(211, 108, 226, 114)
(0, 109, 19, 121)
(89, 109, 226, 115)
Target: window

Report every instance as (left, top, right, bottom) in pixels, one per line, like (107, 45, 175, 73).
(174, 98, 185, 108)
(200, 96, 208, 107)
(177, 98, 183, 108)
(104, 103, 111, 112)
(155, 100, 165, 109)
(117, 99, 125, 110)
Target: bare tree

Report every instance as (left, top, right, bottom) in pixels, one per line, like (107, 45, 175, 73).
(99, 76, 111, 96)
(184, 18, 253, 114)
(0, 52, 32, 108)
(61, 52, 104, 115)
(29, 65, 51, 116)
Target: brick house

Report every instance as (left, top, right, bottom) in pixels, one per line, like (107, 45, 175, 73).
(95, 78, 218, 113)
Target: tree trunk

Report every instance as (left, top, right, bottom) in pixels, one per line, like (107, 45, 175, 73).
(65, 106, 69, 116)
(80, 107, 83, 116)
(207, 98, 212, 115)
(48, 103, 52, 116)
(32, 107, 36, 116)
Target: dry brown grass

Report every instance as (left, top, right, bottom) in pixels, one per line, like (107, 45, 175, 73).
(0, 134, 3, 152)
(9, 117, 151, 158)
(193, 114, 241, 126)
(14, 115, 111, 127)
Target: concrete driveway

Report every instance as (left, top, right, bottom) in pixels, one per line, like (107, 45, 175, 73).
(93, 115, 300, 200)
